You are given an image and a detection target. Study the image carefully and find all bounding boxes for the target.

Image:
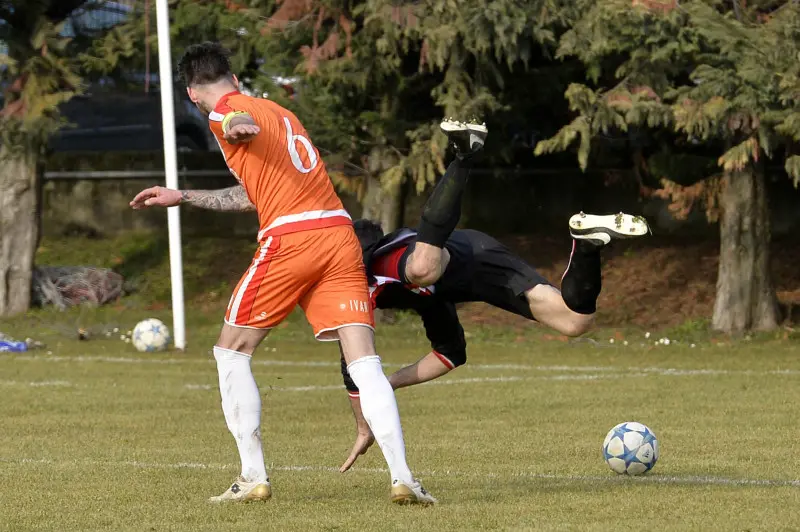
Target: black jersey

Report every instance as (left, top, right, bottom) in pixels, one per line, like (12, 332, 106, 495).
(367, 227, 549, 366)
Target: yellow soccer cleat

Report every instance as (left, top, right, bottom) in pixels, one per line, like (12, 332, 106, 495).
(208, 476, 272, 503)
(390, 479, 437, 506)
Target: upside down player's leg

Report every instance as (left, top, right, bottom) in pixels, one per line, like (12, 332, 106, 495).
(527, 212, 650, 335)
(560, 212, 650, 316)
(405, 119, 488, 287)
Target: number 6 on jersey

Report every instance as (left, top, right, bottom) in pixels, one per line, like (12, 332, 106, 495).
(284, 117, 318, 174)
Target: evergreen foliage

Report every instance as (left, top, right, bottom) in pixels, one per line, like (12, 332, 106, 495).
(536, 0, 800, 190)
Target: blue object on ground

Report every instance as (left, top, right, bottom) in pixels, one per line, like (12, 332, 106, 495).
(0, 340, 28, 352)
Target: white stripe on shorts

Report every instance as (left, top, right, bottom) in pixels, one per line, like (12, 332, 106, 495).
(228, 236, 273, 325)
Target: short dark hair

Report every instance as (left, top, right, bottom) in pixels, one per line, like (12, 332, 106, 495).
(353, 219, 385, 251)
(177, 42, 233, 86)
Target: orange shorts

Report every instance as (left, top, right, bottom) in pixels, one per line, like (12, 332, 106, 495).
(224, 225, 374, 340)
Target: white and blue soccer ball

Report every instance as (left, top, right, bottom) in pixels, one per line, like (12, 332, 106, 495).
(132, 318, 171, 352)
(602, 421, 659, 475)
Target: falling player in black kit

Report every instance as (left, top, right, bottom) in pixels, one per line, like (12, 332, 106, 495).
(338, 119, 650, 472)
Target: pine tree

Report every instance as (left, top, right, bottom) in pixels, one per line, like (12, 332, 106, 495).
(535, 0, 800, 333)
(0, 0, 100, 316)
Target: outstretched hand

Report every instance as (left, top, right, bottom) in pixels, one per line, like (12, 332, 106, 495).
(224, 123, 260, 144)
(339, 429, 375, 473)
(130, 186, 182, 210)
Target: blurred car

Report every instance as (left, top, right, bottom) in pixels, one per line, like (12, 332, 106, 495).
(49, 77, 218, 153)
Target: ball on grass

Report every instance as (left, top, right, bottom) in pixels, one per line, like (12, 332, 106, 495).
(602, 421, 659, 475)
(132, 318, 171, 353)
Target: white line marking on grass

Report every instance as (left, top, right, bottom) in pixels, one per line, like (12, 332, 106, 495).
(423, 376, 525, 386)
(0, 380, 72, 387)
(534, 365, 621, 372)
(7, 354, 800, 378)
(180, 373, 643, 394)
(9, 354, 185, 365)
(501, 472, 800, 488)
(184, 384, 214, 391)
(184, 376, 527, 393)
(5, 354, 530, 371)
(5, 457, 799, 489)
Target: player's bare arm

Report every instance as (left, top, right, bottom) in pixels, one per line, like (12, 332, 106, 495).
(223, 113, 260, 145)
(180, 185, 256, 211)
(387, 352, 452, 389)
(130, 185, 255, 212)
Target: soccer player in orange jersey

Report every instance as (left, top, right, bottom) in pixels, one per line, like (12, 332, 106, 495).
(129, 42, 435, 505)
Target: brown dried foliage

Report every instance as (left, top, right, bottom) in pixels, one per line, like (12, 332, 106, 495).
(652, 176, 723, 222)
(631, 0, 678, 14)
(0, 74, 29, 118)
(266, 0, 354, 73)
(266, 0, 315, 30)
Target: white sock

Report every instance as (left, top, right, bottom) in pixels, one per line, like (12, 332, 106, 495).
(347, 355, 414, 484)
(213, 346, 268, 484)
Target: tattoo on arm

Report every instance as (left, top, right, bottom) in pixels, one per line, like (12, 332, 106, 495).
(180, 185, 256, 212)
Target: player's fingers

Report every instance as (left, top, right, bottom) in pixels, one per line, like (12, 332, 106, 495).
(144, 197, 164, 206)
(339, 451, 360, 473)
(130, 187, 158, 206)
(234, 125, 259, 137)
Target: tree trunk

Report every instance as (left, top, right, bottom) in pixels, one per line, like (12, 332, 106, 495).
(359, 174, 404, 325)
(0, 142, 41, 317)
(360, 149, 405, 324)
(362, 147, 404, 232)
(361, 174, 403, 232)
(711, 165, 780, 333)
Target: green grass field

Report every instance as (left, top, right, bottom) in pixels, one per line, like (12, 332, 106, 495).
(2, 307, 799, 531)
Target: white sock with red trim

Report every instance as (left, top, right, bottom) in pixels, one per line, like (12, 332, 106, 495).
(347, 355, 414, 485)
(213, 346, 269, 484)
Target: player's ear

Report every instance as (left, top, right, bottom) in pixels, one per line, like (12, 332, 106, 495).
(186, 86, 197, 103)
(232, 74, 240, 90)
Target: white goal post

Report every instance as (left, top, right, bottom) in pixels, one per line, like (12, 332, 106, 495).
(155, 0, 186, 350)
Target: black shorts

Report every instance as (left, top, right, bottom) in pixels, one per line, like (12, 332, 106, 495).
(400, 229, 551, 320)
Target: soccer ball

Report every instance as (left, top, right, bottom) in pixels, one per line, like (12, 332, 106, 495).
(132, 318, 171, 352)
(602, 421, 659, 475)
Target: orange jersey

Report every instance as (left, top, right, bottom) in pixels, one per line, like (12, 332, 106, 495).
(208, 91, 350, 241)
